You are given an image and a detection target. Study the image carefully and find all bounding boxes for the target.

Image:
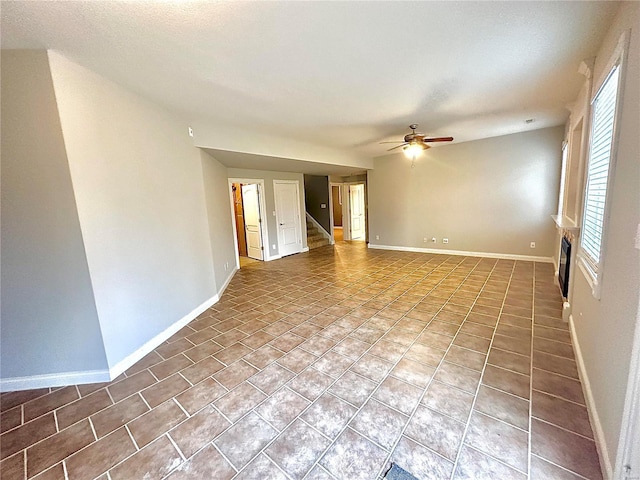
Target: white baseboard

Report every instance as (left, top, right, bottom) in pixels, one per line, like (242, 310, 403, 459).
(569, 314, 613, 479)
(367, 243, 553, 263)
(218, 267, 237, 298)
(0, 266, 242, 393)
(302, 247, 310, 253)
(266, 253, 282, 261)
(108, 293, 220, 379)
(0, 369, 111, 392)
(306, 213, 331, 240)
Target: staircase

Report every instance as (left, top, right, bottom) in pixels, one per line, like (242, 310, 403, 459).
(306, 218, 330, 250)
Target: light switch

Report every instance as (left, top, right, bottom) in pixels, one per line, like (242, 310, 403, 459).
(320, 203, 327, 208)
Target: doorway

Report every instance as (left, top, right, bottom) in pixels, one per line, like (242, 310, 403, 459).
(229, 179, 269, 268)
(349, 184, 366, 240)
(331, 184, 343, 242)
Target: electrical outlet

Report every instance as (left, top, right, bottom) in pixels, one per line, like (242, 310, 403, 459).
(188, 127, 194, 137)
(423, 237, 428, 243)
(530, 242, 536, 248)
(431, 237, 436, 243)
(320, 203, 327, 208)
(376, 235, 380, 240)
(443, 238, 449, 244)
(272, 244, 276, 250)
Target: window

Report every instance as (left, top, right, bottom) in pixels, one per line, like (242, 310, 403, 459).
(579, 61, 622, 294)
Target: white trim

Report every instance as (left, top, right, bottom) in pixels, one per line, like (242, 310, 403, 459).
(265, 253, 282, 261)
(579, 30, 630, 301)
(302, 247, 309, 253)
(367, 243, 553, 263)
(306, 213, 331, 240)
(108, 293, 219, 379)
(217, 267, 237, 298)
(614, 294, 640, 478)
(569, 314, 613, 479)
(0, 369, 111, 392)
(228, 178, 270, 266)
(1, 271, 239, 392)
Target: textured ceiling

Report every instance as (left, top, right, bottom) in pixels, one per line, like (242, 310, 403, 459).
(1, 1, 618, 162)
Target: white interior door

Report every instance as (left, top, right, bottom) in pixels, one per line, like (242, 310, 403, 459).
(242, 184, 263, 260)
(349, 184, 365, 240)
(274, 181, 302, 257)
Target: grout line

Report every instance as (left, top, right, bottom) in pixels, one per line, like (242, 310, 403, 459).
(530, 453, 592, 480)
(172, 398, 190, 418)
(210, 442, 239, 474)
(446, 259, 517, 479)
(529, 262, 537, 479)
(53, 409, 60, 432)
(530, 387, 587, 407)
(88, 417, 98, 441)
(124, 425, 139, 451)
(147, 368, 160, 382)
(532, 416, 597, 442)
(104, 387, 115, 405)
(166, 433, 186, 462)
(62, 459, 69, 480)
(177, 372, 193, 387)
(138, 392, 152, 411)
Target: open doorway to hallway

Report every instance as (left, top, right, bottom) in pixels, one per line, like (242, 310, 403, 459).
(348, 183, 366, 241)
(331, 183, 343, 242)
(329, 181, 367, 242)
(229, 180, 268, 268)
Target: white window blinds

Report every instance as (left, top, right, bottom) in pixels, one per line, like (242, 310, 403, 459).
(580, 65, 620, 271)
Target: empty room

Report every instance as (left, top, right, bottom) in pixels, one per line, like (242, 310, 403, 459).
(1, 1, 639, 480)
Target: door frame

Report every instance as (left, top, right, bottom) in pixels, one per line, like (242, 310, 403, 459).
(273, 179, 304, 257)
(615, 291, 640, 478)
(342, 181, 366, 242)
(328, 181, 343, 244)
(241, 183, 264, 261)
(228, 178, 269, 268)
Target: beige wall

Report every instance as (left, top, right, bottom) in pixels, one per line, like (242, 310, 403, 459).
(227, 168, 308, 257)
(48, 52, 218, 370)
(368, 127, 564, 258)
(569, 2, 640, 474)
(200, 150, 237, 288)
(1, 51, 109, 380)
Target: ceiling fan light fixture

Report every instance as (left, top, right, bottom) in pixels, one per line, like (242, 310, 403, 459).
(403, 142, 426, 159)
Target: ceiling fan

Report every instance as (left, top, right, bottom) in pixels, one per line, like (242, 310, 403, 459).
(381, 124, 453, 158)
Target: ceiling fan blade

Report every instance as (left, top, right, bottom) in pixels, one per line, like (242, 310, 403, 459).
(387, 143, 408, 151)
(379, 141, 404, 144)
(424, 136, 454, 142)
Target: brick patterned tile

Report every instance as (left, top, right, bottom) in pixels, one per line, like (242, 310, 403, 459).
(109, 435, 181, 480)
(66, 427, 136, 480)
(0, 248, 603, 480)
(27, 420, 94, 477)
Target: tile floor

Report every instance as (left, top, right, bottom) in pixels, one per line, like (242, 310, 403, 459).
(0, 242, 602, 480)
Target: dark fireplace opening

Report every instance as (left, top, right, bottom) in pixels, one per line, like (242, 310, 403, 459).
(559, 236, 571, 298)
